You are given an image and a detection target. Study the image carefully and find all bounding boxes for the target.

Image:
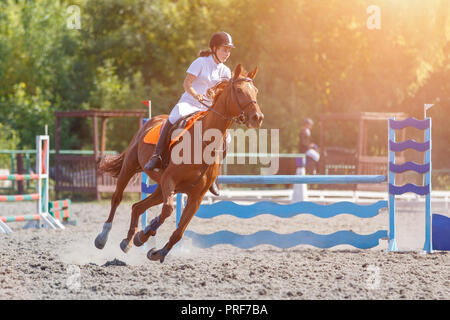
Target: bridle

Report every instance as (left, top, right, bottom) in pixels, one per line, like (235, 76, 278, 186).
(190, 76, 258, 188)
(198, 77, 258, 124)
(230, 77, 258, 124)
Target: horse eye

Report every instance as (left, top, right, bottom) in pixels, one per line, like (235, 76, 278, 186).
(237, 88, 244, 94)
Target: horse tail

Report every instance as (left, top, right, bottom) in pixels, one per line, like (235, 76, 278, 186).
(97, 152, 127, 178)
(97, 127, 145, 178)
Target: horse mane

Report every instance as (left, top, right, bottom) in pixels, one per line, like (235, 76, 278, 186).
(206, 68, 249, 105)
(206, 80, 229, 105)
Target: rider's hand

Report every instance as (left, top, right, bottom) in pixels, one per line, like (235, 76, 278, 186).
(196, 94, 205, 102)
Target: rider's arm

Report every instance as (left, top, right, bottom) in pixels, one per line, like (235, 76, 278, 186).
(183, 73, 203, 101)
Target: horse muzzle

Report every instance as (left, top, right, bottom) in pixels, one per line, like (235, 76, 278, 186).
(247, 111, 264, 128)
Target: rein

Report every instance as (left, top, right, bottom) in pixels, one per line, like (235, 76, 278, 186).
(198, 77, 257, 125)
(188, 76, 257, 188)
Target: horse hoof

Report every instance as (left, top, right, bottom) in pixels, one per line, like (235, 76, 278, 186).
(120, 239, 132, 253)
(94, 223, 112, 249)
(147, 248, 157, 260)
(147, 248, 165, 263)
(94, 234, 106, 249)
(133, 231, 144, 247)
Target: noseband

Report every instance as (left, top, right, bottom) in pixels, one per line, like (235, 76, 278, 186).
(199, 77, 257, 124)
(230, 77, 258, 124)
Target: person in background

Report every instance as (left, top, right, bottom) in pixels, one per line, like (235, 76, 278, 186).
(298, 118, 320, 174)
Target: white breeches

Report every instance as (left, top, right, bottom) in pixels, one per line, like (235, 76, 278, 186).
(168, 101, 231, 144)
(168, 102, 206, 124)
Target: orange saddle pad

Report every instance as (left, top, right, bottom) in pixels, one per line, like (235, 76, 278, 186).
(143, 111, 207, 147)
(143, 121, 165, 145)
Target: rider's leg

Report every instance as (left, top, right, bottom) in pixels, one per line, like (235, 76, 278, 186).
(144, 102, 198, 171)
(305, 156, 314, 175)
(144, 119, 174, 171)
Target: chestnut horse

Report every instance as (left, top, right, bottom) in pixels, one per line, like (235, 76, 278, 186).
(94, 64, 263, 263)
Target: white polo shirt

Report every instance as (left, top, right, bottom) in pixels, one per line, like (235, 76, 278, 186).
(168, 55, 231, 124)
(179, 55, 231, 108)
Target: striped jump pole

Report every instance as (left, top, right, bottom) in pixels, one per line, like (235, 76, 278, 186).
(49, 199, 76, 225)
(1, 215, 41, 223)
(0, 135, 65, 234)
(0, 174, 40, 181)
(0, 194, 40, 202)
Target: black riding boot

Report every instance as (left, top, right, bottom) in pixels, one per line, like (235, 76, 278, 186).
(144, 120, 174, 171)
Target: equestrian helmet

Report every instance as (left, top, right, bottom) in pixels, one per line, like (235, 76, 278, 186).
(209, 31, 235, 49)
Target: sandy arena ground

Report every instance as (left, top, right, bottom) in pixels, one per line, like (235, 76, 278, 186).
(0, 199, 449, 300)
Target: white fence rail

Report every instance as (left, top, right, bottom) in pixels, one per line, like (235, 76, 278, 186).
(204, 188, 450, 210)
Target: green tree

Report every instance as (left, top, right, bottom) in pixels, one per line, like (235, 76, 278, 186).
(1, 0, 449, 176)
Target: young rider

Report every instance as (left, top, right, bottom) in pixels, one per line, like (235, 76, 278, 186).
(144, 31, 235, 195)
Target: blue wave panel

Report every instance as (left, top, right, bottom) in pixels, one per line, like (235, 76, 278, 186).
(389, 118, 430, 130)
(432, 214, 450, 251)
(141, 183, 157, 194)
(389, 162, 430, 174)
(389, 140, 429, 152)
(195, 200, 388, 219)
(389, 183, 430, 195)
(185, 229, 388, 249)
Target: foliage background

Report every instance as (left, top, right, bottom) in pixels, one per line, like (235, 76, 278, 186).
(0, 0, 449, 169)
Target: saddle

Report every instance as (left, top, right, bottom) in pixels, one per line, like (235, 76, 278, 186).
(143, 111, 207, 145)
(143, 111, 208, 168)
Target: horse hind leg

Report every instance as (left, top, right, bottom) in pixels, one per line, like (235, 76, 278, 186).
(119, 185, 163, 253)
(94, 161, 137, 250)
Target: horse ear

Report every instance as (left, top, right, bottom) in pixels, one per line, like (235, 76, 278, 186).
(233, 64, 243, 79)
(248, 66, 258, 79)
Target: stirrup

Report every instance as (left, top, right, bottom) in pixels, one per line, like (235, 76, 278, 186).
(144, 155, 163, 171)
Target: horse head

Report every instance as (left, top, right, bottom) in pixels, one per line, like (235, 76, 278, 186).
(227, 64, 264, 128)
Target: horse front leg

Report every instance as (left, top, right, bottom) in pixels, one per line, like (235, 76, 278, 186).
(147, 193, 204, 263)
